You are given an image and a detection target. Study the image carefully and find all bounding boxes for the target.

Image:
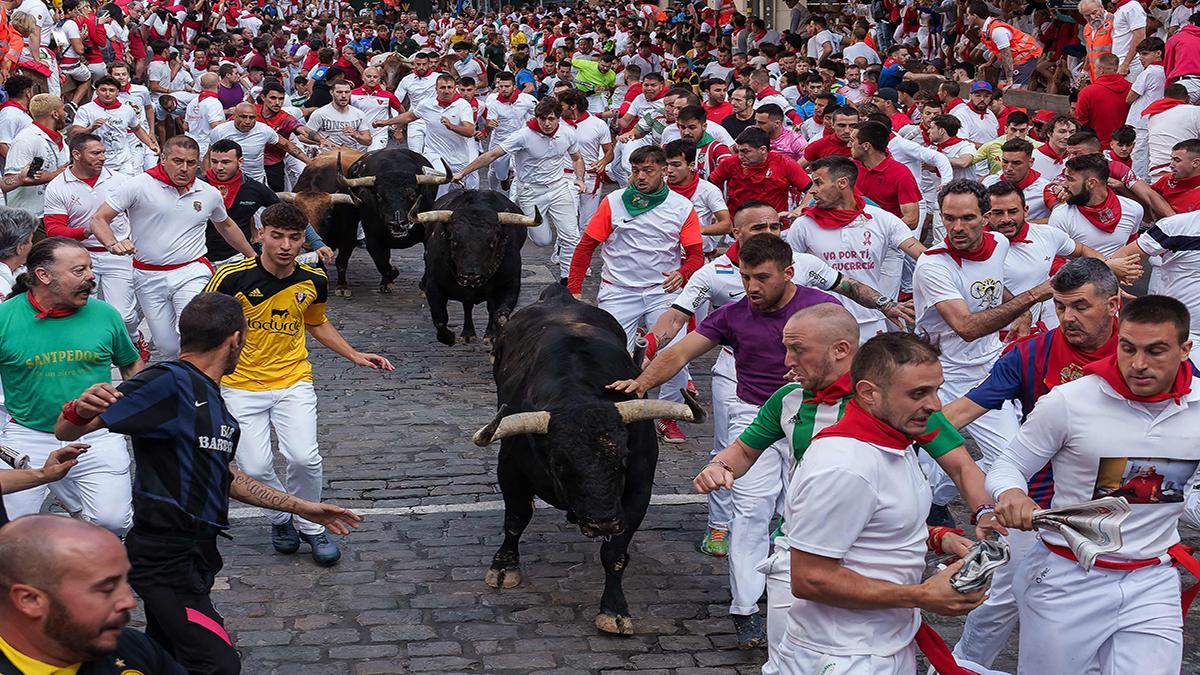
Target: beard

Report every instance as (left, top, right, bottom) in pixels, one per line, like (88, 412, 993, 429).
(44, 594, 128, 661)
(1066, 187, 1092, 206)
(46, 277, 95, 302)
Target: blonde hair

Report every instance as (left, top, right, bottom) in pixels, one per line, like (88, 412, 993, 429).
(9, 11, 35, 38)
(28, 93, 61, 120)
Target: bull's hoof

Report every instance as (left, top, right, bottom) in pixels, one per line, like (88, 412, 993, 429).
(461, 330, 475, 343)
(482, 335, 494, 347)
(379, 283, 395, 294)
(594, 612, 634, 636)
(484, 567, 521, 589)
(335, 286, 352, 298)
(436, 327, 456, 346)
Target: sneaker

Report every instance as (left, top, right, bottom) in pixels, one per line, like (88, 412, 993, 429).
(299, 531, 341, 566)
(656, 419, 686, 444)
(699, 527, 729, 557)
(732, 613, 766, 649)
(926, 503, 956, 528)
(133, 331, 152, 363)
(271, 520, 300, 554)
(686, 378, 698, 397)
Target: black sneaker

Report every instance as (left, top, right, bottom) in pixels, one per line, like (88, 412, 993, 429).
(271, 520, 300, 554)
(299, 531, 341, 566)
(926, 503, 956, 528)
(732, 613, 766, 649)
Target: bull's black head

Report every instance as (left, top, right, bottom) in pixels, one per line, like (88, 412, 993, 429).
(349, 158, 450, 237)
(437, 209, 512, 289)
(544, 405, 630, 538)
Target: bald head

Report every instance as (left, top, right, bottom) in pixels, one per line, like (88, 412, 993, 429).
(0, 516, 122, 593)
(783, 303, 860, 391)
(786, 303, 861, 346)
(199, 72, 219, 90)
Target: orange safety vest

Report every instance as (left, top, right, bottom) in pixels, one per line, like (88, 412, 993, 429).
(980, 19, 1043, 66)
(1084, 17, 1115, 82)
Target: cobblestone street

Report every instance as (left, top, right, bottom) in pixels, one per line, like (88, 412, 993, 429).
(202, 244, 1200, 674)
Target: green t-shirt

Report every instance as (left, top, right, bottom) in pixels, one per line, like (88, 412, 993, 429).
(571, 58, 616, 96)
(0, 295, 139, 432)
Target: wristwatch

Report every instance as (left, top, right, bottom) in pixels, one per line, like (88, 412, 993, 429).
(874, 295, 896, 310)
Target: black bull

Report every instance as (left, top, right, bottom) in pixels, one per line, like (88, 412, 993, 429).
(416, 190, 538, 345)
(472, 285, 706, 635)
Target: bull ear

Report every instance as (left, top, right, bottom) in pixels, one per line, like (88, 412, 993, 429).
(472, 405, 552, 446)
(613, 389, 707, 426)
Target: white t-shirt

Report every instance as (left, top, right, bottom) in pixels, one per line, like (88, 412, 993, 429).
(660, 120, 736, 147)
(674, 249, 838, 318)
(1137, 213, 1200, 337)
(806, 30, 834, 60)
(783, 435, 931, 657)
(118, 84, 154, 133)
(43, 167, 131, 245)
(948, 102, 999, 145)
(787, 205, 915, 336)
(306, 104, 369, 152)
(1148, 104, 1200, 180)
(1112, 2, 1148, 70)
(842, 41, 881, 66)
(484, 92, 537, 147)
(393, 70, 441, 107)
(104, 173, 229, 265)
(500, 123, 578, 187)
(184, 96, 227, 153)
(913, 232, 1011, 380)
(2, 126, 68, 217)
(207, 121, 279, 183)
(411, 97, 476, 169)
(1127, 64, 1166, 128)
(0, 105, 31, 145)
(16, 0, 53, 47)
(684, 179, 728, 227)
(981, 171, 1052, 222)
(1031, 144, 1068, 180)
(1048, 195, 1142, 256)
(74, 101, 141, 174)
(60, 18, 83, 63)
(1002, 225, 1077, 321)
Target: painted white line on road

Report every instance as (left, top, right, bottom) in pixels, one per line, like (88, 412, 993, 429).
(228, 492, 707, 520)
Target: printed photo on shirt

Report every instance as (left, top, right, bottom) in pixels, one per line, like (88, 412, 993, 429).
(1092, 456, 1198, 504)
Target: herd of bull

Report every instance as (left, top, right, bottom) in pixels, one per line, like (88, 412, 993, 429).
(288, 151, 708, 635)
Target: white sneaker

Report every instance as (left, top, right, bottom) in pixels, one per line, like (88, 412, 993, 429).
(296, 251, 320, 265)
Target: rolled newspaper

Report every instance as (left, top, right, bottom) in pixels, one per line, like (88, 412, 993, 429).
(950, 538, 1011, 593)
(0, 445, 29, 469)
(1032, 496, 1132, 572)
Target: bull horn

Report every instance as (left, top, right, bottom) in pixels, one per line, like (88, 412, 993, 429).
(472, 404, 551, 446)
(275, 192, 296, 203)
(415, 210, 453, 224)
(497, 207, 541, 228)
(339, 175, 375, 188)
(331, 193, 359, 206)
(415, 158, 454, 185)
(614, 389, 707, 426)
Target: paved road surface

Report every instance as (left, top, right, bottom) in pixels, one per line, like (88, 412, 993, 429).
(195, 244, 1200, 674)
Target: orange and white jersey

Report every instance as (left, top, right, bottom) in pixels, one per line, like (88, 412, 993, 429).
(586, 190, 701, 288)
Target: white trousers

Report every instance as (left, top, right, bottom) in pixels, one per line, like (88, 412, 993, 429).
(517, 179, 580, 280)
(1132, 127, 1150, 179)
(775, 635, 916, 675)
(0, 421, 132, 534)
(133, 260, 213, 360)
(1015, 542, 1181, 675)
(90, 250, 139, 339)
(952, 528, 1036, 668)
(707, 350, 737, 530)
(596, 283, 688, 404)
(575, 180, 604, 233)
(924, 374, 1019, 505)
(222, 381, 324, 535)
(727, 395, 789, 616)
(406, 119, 426, 154)
(762, 545, 793, 675)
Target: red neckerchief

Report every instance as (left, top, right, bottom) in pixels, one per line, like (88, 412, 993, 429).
(1077, 189, 1122, 233)
(755, 85, 782, 100)
(802, 195, 868, 229)
(526, 118, 557, 136)
(27, 292, 75, 319)
(78, 173, 99, 188)
(120, 83, 132, 93)
(93, 97, 122, 111)
(943, 98, 963, 113)
(199, 91, 220, 102)
(1015, 168, 1042, 190)
(936, 136, 966, 151)
(812, 398, 939, 450)
(645, 87, 666, 102)
(924, 231, 999, 266)
(804, 372, 852, 405)
(1083, 353, 1193, 404)
(669, 172, 700, 199)
(147, 163, 193, 191)
(562, 111, 590, 127)
(1142, 98, 1186, 117)
(1115, 0, 1139, 6)
(0, 100, 25, 112)
(495, 90, 519, 104)
(725, 241, 740, 265)
(414, 68, 435, 78)
(994, 220, 1033, 244)
(1037, 143, 1065, 162)
(204, 168, 243, 210)
(34, 122, 62, 150)
(753, 29, 767, 41)
(1044, 321, 1117, 390)
(151, 55, 168, 62)
(1152, 172, 1200, 207)
(436, 93, 462, 108)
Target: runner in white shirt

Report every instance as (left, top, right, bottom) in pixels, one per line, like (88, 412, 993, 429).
(392, 52, 443, 154)
(87, 136, 256, 359)
(110, 62, 156, 172)
(481, 72, 536, 192)
(453, 95, 587, 281)
(1114, 211, 1200, 358)
(69, 77, 160, 177)
(928, 115, 986, 181)
(209, 103, 310, 184)
(0, 78, 33, 156)
(351, 67, 405, 151)
(1146, 85, 1200, 181)
(664, 140, 729, 260)
(786, 156, 924, 341)
(1031, 114, 1074, 179)
(58, 7, 93, 107)
(1127, 38, 1166, 177)
(988, 296, 1200, 675)
(306, 79, 373, 153)
(396, 75, 478, 193)
(184, 73, 226, 159)
(560, 89, 613, 229)
(1112, 0, 1148, 79)
(2, 94, 69, 218)
(42, 133, 142, 350)
(948, 82, 1000, 145)
(981, 138, 1052, 221)
(1048, 154, 1143, 256)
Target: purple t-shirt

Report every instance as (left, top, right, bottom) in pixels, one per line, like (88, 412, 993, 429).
(696, 285, 841, 405)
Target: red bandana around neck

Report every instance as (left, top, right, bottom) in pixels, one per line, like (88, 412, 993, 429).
(0, 100, 25, 112)
(496, 90, 519, 104)
(805, 372, 852, 405)
(1077, 189, 1122, 233)
(1142, 98, 1186, 117)
(205, 169, 243, 209)
(198, 91, 220, 102)
(668, 172, 700, 199)
(27, 292, 75, 319)
(147, 164, 192, 191)
(1044, 321, 1118, 390)
(936, 136, 966, 151)
(645, 87, 666, 102)
(437, 93, 462, 108)
(93, 97, 122, 111)
(813, 398, 939, 450)
(1015, 168, 1041, 190)
(414, 68, 436, 78)
(725, 241, 741, 265)
(755, 85, 782, 100)
(943, 97, 964, 112)
(924, 231, 999, 266)
(1083, 354, 1193, 404)
(34, 122, 62, 149)
(526, 118, 557, 136)
(995, 220, 1033, 244)
(562, 111, 590, 127)
(151, 55, 168, 62)
(1155, 172, 1200, 202)
(1038, 143, 1065, 162)
(802, 194, 868, 229)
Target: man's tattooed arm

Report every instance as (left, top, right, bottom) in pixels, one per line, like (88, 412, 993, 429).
(229, 467, 304, 513)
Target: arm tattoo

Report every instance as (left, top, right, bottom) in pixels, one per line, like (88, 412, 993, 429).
(230, 470, 302, 512)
